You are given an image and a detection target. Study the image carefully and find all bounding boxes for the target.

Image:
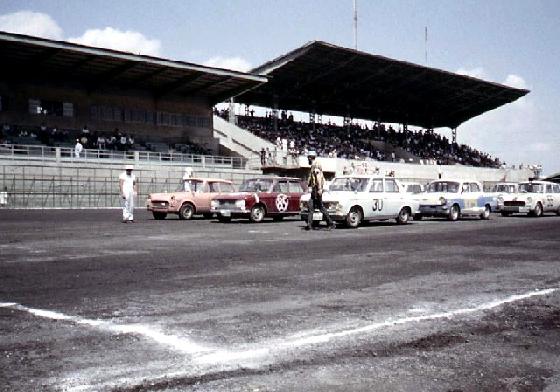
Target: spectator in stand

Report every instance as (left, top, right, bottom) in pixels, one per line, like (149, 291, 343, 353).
(97, 135, 106, 150)
(260, 147, 266, 165)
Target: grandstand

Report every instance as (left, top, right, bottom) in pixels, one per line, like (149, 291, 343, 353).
(0, 33, 538, 208)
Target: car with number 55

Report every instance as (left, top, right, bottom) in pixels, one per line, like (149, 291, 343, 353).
(300, 175, 420, 228)
(211, 177, 305, 222)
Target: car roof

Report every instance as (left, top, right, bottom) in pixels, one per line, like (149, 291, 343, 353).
(430, 179, 481, 184)
(334, 175, 397, 180)
(187, 178, 233, 183)
(519, 180, 555, 185)
(245, 177, 302, 181)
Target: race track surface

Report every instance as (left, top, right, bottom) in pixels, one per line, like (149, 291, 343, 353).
(1, 209, 560, 392)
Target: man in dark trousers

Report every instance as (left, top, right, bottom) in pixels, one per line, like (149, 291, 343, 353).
(306, 151, 335, 231)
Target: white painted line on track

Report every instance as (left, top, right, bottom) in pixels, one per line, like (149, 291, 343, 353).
(0, 302, 211, 355)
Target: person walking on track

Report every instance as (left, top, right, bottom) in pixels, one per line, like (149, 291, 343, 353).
(306, 151, 335, 231)
(119, 164, 137, 223)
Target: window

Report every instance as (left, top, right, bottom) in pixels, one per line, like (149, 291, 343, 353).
(208, 182, 220, 193)
(470, 183, 481, 192)
(184, 179, 205, 192)
(369, 179, 384, 193)
(273, 181, 289, 193)
(385, 179, 399, 193)
(546, 184, 553, 193)
(289, 180, 303, 193)
(553, 184, 560, 193)
(428, 181, 459, 193)
(220, 183, 235, 193)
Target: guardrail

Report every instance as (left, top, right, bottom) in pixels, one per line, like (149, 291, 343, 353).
(0, 143, 247, 169)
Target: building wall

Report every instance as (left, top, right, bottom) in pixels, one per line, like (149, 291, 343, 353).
(0, 79, 218, 151)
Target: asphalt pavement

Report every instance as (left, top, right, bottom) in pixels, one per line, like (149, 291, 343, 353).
(1, 209, 559, 392)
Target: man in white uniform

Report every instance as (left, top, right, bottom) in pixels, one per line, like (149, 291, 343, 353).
(119, 164, 137, 223)
(74, 139, 83, 158)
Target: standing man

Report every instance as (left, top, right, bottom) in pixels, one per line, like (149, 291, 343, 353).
(306, 151, 335, 231)
(74, 139, 83, 158)
(119, 164, 137, 223)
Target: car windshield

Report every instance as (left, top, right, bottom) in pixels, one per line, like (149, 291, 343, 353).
(496, 184, 516, 193)
(329, 177, 369, 192)
(519, 183, 544, 193)
(427, 181, 460, 193)
(406, 184, 423, 194)
(177, 180, 205, 192)
(239, 178, 273, 192)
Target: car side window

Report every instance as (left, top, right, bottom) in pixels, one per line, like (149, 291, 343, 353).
(273, 181, 289, 193)
(546, 184, 553, 193)
(208, 182, 220, 193)
(369, 179, 383, 193)
(462, 183, 470, 193)
(289, 180, 303, 193)
(385, 179, 399, 193)
(470, 183, 480, 192)
(554, 185, 560, 193)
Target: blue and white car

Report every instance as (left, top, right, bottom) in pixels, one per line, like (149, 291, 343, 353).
(417, 180, 494, 221)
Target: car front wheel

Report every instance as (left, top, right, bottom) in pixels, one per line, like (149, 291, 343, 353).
(346, 207, 362, 228)
(250, 205, 266, 223)
(448, 205, 460, 221)
(152, 211, 167, 220)
(179, 203, 195, 220)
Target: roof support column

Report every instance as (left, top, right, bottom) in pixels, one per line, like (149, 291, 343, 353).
(452, 127, 457, 144)
(228, 98, 235, 124)
(273, 95, 279, 132)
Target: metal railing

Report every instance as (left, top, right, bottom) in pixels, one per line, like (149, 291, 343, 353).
(0, 143, 247, 169)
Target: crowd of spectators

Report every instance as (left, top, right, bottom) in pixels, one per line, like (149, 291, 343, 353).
(0, 122, 211, 156)
(221, 111, 502, 168)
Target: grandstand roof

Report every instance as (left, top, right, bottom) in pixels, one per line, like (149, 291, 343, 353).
(0, 31, 267, 103)
(238, 41, 529, 129)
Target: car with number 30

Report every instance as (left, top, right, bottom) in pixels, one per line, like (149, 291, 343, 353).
(501, 180, 560, 217)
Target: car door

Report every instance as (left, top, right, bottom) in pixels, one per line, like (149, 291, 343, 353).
(461, 182, 477, 213)
(198, 181, 220, 211)
(288, 180, 305, 212)
(545, 183, 555, 211)
(272, 179, 291, 214)
(382, 178, 402, 218)
(368, 178, 384, 219)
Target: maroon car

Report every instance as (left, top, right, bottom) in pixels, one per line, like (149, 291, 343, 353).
(210, 177, 305, 222)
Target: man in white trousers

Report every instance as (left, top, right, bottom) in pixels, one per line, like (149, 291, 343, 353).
(74, 139, 83, 158)
(119, 164, 137, 223)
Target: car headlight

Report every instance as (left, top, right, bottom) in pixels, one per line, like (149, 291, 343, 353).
(235, 199, 245, 209)
(439, 197, 447, 205)
(210, 200, 219, 208)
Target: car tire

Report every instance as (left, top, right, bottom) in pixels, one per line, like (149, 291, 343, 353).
(531, 202, 543, 217)
(413, 213, 423, 221)
(218, 215, 231, 223)
(346, 207, 362, 228)
(448, 205, 460, 221)
(396, 207, 410, 225)
(179, 203, 195, 220)
(500, 211, 511, 217)
(152, 211, 167, 220)
(480, 205, 491, 220)
(202, 213, 214, 219)
(250, 205, 266, 223)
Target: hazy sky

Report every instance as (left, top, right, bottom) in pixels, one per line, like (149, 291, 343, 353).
(1, 0, 558, 174)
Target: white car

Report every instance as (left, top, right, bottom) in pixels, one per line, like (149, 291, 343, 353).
(417, 180, 494, 221)
(501, 180, 560, 217)
(492, 182, 519, 212)
(400, 182, 425, 195)
(300, 176, 420, 228)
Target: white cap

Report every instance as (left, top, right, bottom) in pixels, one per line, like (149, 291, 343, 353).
(125, 164, 134, 170)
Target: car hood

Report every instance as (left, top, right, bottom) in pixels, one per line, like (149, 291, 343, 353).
(301, 191, 363, 203)
(148, 192, 173, 202)
(420, 192, 459, 204)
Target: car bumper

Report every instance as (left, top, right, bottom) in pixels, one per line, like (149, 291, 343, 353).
(300, 211, 346, 222)
(419, 205, 449, 216)
(501, 206, 531, 213)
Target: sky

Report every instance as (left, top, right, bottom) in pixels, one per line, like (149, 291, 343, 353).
(0, 0, 558, 174)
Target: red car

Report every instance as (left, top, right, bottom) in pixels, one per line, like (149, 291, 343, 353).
(210, 177, 305, 222)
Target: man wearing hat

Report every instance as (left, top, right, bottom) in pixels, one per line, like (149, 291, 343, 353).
(306, 151, 335, 231)
(119, 164, 137, 223)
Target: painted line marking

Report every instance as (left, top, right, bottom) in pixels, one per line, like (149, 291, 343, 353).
(0, 302, 211, 355)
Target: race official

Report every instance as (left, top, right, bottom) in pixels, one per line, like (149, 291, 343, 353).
(119, 164, 137, 223)
(306, 151, 335, 231)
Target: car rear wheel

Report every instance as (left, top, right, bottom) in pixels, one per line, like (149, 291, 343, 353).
(448, 205, 460, 221)
(396, 207, 410, 225)
(250, 205, 266, 223)
(346, 207, 362, 228)
(152, 211, 167, 220)
(179, 203, 195, 220)
(480, 205, 491, 220)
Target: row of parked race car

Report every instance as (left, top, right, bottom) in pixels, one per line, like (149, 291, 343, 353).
(146, 176, 560, 227)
